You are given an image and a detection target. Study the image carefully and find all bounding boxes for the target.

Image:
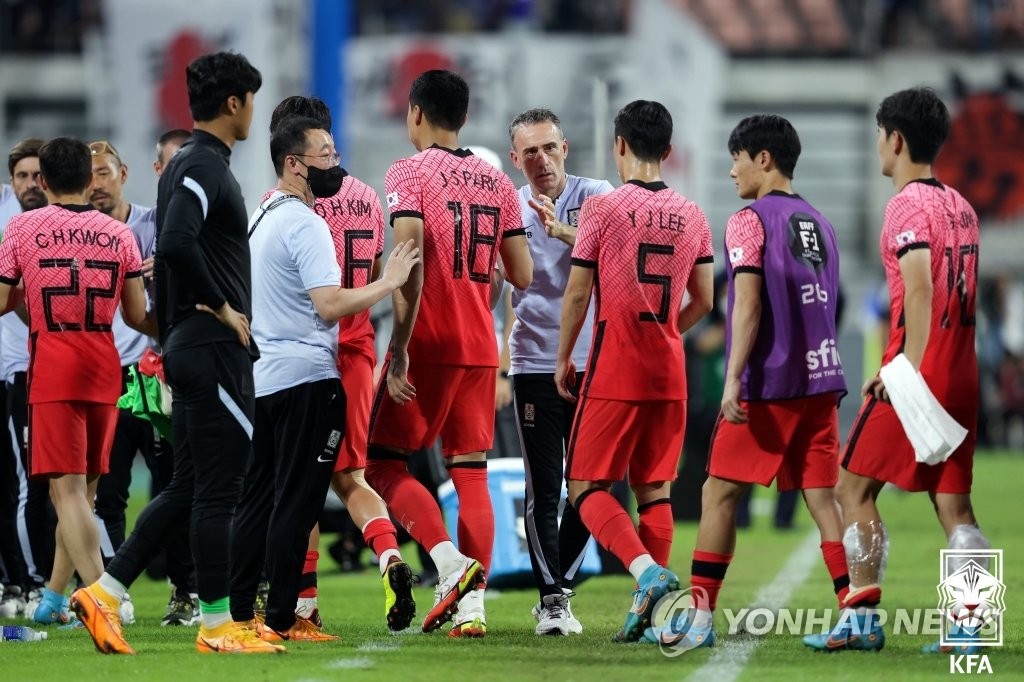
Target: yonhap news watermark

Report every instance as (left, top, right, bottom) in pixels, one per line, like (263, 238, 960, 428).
(650, 548, 1006, 656)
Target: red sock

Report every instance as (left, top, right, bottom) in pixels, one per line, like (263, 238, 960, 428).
(820, 540, 850, 608)
(362, 516, 400, 557)
(637, 498, 674, 567)
(575, 489, 649, 570)
(448, 463, 493, 572)
(365, 455, 449, 550)
(691, 550, 733, 611)
(298, 550, 318, 599)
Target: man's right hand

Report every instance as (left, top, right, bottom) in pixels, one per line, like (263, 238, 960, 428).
(721, 376, 748, 424)
(862, 376, 890, 403)
(196, 301, 250, 348)
(387, 350, 416, 404)
(555, 358, 578, 403)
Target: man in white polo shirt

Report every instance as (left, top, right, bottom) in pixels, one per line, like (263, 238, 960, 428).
(227, 115, 418, 643)
(504, 108, 612, 636)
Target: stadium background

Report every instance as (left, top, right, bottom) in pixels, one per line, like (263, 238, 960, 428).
(3, 0, 1022, 448)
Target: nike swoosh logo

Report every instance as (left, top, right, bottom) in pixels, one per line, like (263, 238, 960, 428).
(826, 634, 856, 649)
(631, 594, 651, 615)
(317, 455, 333, 463)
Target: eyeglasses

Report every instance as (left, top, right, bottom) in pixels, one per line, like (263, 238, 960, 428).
(89, 140, 123, 165)
(293, 152, 341, 165)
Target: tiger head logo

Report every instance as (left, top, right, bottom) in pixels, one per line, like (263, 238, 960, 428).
(937, 559, 1006, 637)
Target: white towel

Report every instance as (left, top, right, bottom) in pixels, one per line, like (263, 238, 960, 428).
(878, 353, 968, 465)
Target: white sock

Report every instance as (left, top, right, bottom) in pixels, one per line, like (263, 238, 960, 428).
(628, 554, 657, 583)
(201, 610, 232, 629)
(429, 541, 463, 576)
(692, 608, 713, 629)
(97, 573, 127, 603)
(379, 548, 402, 575)
(295, 596, 317, 619)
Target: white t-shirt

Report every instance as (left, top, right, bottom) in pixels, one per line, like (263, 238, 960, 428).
(249, 191, 343, 398)
(0, 185, 26, 382)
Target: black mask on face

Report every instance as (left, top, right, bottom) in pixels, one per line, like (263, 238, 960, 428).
(298, 160, 346, 198)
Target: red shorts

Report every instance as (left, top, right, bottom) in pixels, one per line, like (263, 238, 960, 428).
(336, 351, 374, 471)
(566, 397, 686, 485)
(707, 393, 840, 492)
(368, 359, 495, 457)
(29, 401, 117, 477)
(842, 396, 977, 494)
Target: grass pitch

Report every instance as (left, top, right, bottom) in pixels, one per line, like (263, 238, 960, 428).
(2, 451, 1021, 681)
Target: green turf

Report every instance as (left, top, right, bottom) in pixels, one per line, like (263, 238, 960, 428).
(2, 452, 1021, 680)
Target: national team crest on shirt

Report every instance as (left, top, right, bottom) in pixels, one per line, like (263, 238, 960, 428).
(386, 191, 399, 208)
(729, 246, 745, 264)
(895, 230, 916, 246)
(566, 207, 581, 228)
(787, 212, 827, 270)
(524, 403, 536, 423)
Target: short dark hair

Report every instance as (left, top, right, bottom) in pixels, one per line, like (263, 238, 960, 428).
(8, 138, 44, 177)
(613, 100, 673, 163)
(39, 137, 92, 195)
(186, 52, 263, 122)
(270, 96, 332, 134)
(875, 87, 950, 164)
(508, 108, 563, 146)
(409, 70, 469, 132)
(727, 114, 801, 179)
(156, 129, 191, 162)
(270, 116, 321, 177)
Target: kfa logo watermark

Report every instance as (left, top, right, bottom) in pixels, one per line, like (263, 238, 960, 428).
(949, 655, 993, 675)
(939, 549, 1005, 674)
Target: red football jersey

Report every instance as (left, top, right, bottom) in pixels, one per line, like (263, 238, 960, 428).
(0, 205, 143, 404)
(385, 146, 524, 366)
(262, 177, 386, 363)
(571, 180, 713, 401)
(317, 177, 385, 363)
(879, 178, 979, 406)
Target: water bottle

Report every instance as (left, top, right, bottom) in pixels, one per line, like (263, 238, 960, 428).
(1, 625, 47, 641)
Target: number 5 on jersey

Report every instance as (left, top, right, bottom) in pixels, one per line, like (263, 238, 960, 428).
(637, 242, 673, 323)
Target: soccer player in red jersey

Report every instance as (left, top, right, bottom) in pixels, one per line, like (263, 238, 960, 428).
(0, 137, 148, 628)
(365, 70, 533, 637)
(556, 100, 714, 642)
(808, 87, 986, 654)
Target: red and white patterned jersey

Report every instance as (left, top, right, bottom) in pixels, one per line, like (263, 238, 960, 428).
(316, 176, 385, 363)
(0, 204, 142, 404)
(879, 178, 979, 405)
(571, 180, 714, 401)
(725, 208, 765, 272)
(385, 145, 524, 367)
